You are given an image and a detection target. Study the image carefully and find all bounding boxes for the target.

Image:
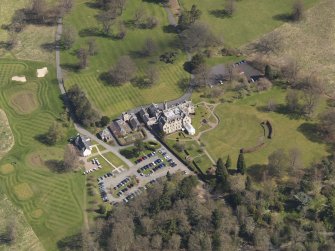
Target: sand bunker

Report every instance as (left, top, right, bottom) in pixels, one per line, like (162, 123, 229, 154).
(11, 76, 27, 82)
(37, 67, 48, 78)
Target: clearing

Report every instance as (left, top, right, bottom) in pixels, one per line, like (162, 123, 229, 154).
(179, 0, 318, 47)
(200, 88, 329, 168)
(247, 0, 335, 95)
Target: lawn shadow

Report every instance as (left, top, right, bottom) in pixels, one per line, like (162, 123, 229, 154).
(41, 42, 56, 52)
(298, 123, 324, 144)
(209, 9, 231, 18)
(273, 13, 293, 22)
(163, 24, 178, 34)
(247, 164, 267, 183)
(61, 63, 80, 73)
(57, 233, 83, 251)
(131, 77, 152, 89)
(45, 160, 66, 173)
(85, 1, 101, 9)
(267, 104, 303, 120)
(79, 27, 103, 37)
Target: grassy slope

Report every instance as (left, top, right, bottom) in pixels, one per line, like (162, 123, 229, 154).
(200, 88, 329, 168)
(0, 60, 85, 250)
(180, 0, 318, 47)
(62, 0, 188, 118)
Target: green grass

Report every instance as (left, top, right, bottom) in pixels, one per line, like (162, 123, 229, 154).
(200, 87, 329, 168)
(0, 60, 85, 250)
(62, 0, 189, 118)
(180, 0, 318, 47)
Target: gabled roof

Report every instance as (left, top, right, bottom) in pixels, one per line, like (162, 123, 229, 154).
(74, 135, 91, 151)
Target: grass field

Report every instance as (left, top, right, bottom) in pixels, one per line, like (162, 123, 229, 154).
(180, 0, 318, 47)
(200, 88, 329, 168)
(0, 0, 55, 62)
(62, 0, 189, 118)
(0, 59, 85, 250)
(249, 0, 335, 94)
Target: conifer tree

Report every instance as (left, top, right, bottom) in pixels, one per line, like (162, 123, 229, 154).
(237, 151, 246, 175)
(226, 155, 232, 169)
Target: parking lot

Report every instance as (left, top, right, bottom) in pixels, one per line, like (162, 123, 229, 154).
(97, 145, 190, 204)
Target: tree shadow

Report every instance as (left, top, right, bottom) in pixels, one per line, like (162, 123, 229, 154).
(267, 104, 303, 120)
(85, 1, 101, 9)
(34, 134, 52, 146)
(57, 233, 83, 251)
(60, 63, 80, 73)
(79, 27, 103, 37)
(163, 25, 178, 34)
(45, 160, 66, 173)
(273, 13, 293, 22)
(131, 77, 151, 89)
(247, 164, 267, 183)
(209, 9, 230, 18)
(41, 42, 56, 52)
(298, 123, 324, 144)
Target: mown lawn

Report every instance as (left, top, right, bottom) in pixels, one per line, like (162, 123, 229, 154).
(0, 60, 85, 251)
(200, 88, 329, 168)
(179, 0, 318, 47)
(62, 0, 189, 118)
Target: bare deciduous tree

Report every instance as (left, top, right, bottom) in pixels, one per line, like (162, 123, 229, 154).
(225, 0, 236, 17)
(97, 9, 117, 35)
(146, 66, 160, 85)
(60, 25, 77, 49)
(87, 38, 98, 56)
(193, 63, 210, 87)
(142, 38, 158, 56)
(108, 55, 137, 85)
(63, 144, 79, 171)
(292, 0, 304, 21)
(77, 48, 88, 69)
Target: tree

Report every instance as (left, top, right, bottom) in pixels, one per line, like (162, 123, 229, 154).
(237, 151, 246, 175)
(142, 38, 157, 56)
(256, 78, 272, 92)
(67, 84, 100, 127)
(188, 53, 205, 73)
(178, 5, 201, 30)
(319, 108, 335, 142)
(291, 0, 304, 21)
(63, 144, 79, 171)
(146, 66, 160, 85)
(77, 48, 88, 69)
(267, 149, 289, 178)
(133, 6, 147, 27)
(226, 155, 232, 169)
(60, 25, 77, 49)
(193, 63, 210, 87)
(254, 32, 281, 54)
(180, 22, 219, 52)
(166, 171, 172, 181)
(97, 10, 117, 35)
(30, 0, 47, 23)
(100, 115, 110, 127)
(281, 58, 300, 84)
(216, 158, 229, 191)
(134, 139, 145, 153)
(225, 0, 235, 17)
(245, 176, 252, 191)
(264, 65, 273, 80)
(108, 55, 137, 85)
(44, 122, 64, 145)
(286, 89, 301, 113)
(87, 38, 98, 56)
(59, 0, 73, 14)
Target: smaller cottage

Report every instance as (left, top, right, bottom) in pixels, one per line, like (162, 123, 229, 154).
(109, 119, 132, 137)
(74, 134, 92, 157)
(98, 128, 113, 142)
